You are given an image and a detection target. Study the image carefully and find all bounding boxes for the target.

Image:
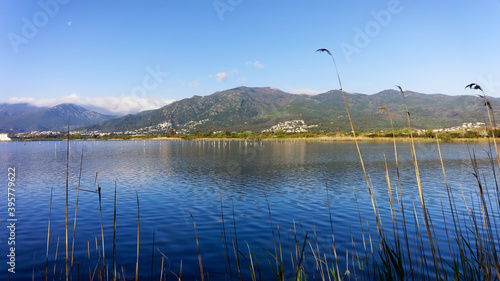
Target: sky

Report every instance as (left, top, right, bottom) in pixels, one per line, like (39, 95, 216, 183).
(1, 0, 499, 115)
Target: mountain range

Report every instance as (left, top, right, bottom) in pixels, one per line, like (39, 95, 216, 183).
(2, 87, 497, 134)
(0, 103, 116, 133)
(84, 87, 498, 133)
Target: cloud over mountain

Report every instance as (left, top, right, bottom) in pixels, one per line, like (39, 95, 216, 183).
(287, 88, 321, 95)
(6, 94, 174, 115)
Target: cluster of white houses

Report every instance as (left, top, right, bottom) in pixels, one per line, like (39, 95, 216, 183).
(261, 120, 319, 133)
(0, 133, 12, 141)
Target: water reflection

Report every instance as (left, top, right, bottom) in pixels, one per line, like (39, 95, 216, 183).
(0, 140, 496, 280)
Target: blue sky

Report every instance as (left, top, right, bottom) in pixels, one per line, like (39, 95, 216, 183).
(1, 0, 499, 114)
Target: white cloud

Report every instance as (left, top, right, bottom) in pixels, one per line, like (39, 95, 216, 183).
(210, 72, 229, 83)
(287, 88, 321, 96)
(6, 94, 174, 115)
(188, 81, 200, 88)
(246, 61, 264, 69)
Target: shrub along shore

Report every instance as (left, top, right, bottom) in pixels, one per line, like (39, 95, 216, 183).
(15, 128, 500, 143)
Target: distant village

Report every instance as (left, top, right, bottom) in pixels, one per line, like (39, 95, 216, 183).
(261, 120, 319, 133)
(413, 122, 487, 134)
(0, 121, 494, 141)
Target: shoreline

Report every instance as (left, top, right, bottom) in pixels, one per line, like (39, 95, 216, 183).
(8, 136, 496, 143)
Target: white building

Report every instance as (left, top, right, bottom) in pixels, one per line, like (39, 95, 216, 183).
(0, 133, 12, 141)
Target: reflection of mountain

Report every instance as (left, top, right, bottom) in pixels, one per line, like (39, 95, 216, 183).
(84, 87, 499, 133)
(0, 103, 116, 133)
(271, 141, 307, 167)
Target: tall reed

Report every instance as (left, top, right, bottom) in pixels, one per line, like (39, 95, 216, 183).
(317, 48, 382, 238)
(135, 188, 140, 281)
(70, 150, 83, 281)
(397, 85, 441, 279)
(65, 120, 70, 281)
(45, 188, 53, 281)
(112, 182, 117, 281)
(466, 82, 500, 278)
(96, 173, 106, 276)
(378, 106, 413, 280)
(189, 210, 204, 281)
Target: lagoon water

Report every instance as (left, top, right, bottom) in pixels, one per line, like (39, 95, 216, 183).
(0, 140, 497, 280)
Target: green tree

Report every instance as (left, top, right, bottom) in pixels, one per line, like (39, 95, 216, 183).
(243, 131, 253, 138)
(168, 128, 176, 137)
(465, 130, 479, 138)
(274, 130, 285, 138)
(423, 130, 435, 138)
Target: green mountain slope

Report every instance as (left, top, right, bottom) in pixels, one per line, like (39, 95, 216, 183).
(84, 87, 499, 133)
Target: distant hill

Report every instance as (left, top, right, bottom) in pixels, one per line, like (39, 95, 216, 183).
(0, 103, 117, 133)
(0, 103, 48, 118)
(83, 87, 499, 133)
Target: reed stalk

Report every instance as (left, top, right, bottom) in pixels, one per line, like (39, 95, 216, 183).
(87, 240, 90, 281)
(46, 188, 53, 281)
(112, 183, 117, 281)
(383, 155, 397, 244)
(92, 237, 100, 281)
(378, 106, 413, 280)
(219, 198, 232, 281)
(150, 231, 155, 281)
(397, 85, 441, 279)
(160, 256, 164, 281)
(295, 234, 308, 281)
(66, 119, 70, 281)
(189, 210, 204, 281)
(326, 179, 342, 280)
(265, 195, 279, 275)
(135, 188, 140, 281)
(96, 175, 105, 276)
(436, 134, 466, 269)
(70, 150, 84, 281)
(233, 202, 243, 281)
(246, 242, 256, 281)
(317, 48, 381, 238)
(466, 83, 500, 278)
(354, 187, 370, 279)
(33, 252, 36, 281)
(53, 236, 60, 281)
(278, 225, 284, 281)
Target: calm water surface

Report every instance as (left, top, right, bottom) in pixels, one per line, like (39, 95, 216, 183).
(0, 140, 497, 280)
